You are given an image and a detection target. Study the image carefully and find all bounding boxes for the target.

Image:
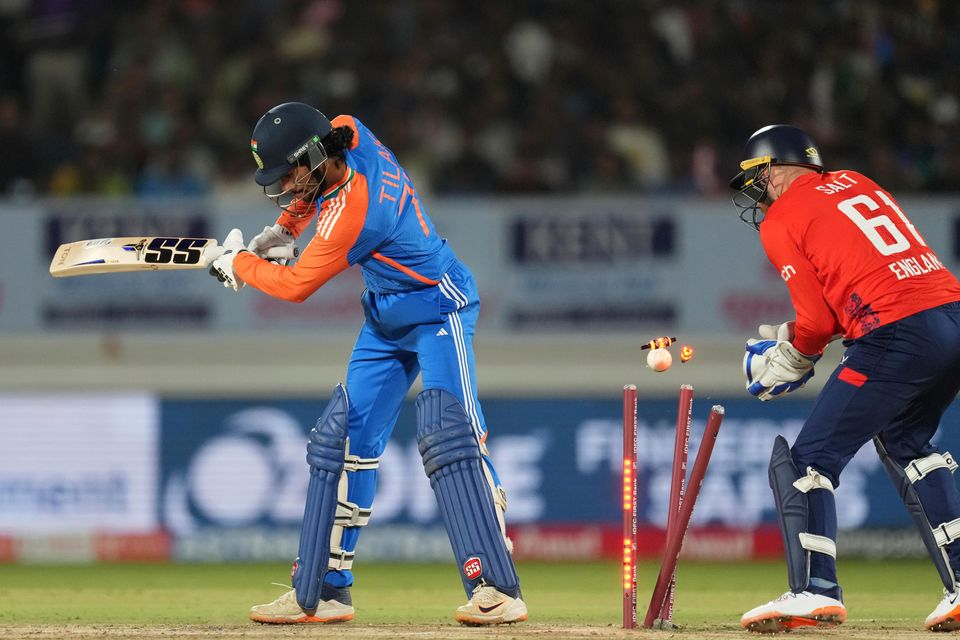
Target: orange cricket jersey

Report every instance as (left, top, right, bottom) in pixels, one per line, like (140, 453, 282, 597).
(759, 170, 960, 355)
(233, 114, 455, 301)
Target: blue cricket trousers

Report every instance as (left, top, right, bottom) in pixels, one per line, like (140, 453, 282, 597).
(326, 261, 490, 587)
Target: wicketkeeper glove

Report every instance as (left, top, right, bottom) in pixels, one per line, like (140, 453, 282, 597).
(247, 223, 299, 265)
(743, 338, 819, 402)
(758, 320, 795, 342)
(209, 228, 248, 291)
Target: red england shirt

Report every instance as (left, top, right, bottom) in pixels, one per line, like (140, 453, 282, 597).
(759, 170, 960, 355)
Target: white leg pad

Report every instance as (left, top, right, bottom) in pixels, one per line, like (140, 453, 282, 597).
(799, 532, 837, 558)
(480, 441, 513, 554)
(328, 438, 380, 572)
(793, 466, 835, 494)
(907, 452, 958, 484)
(934, 518, 960, 548)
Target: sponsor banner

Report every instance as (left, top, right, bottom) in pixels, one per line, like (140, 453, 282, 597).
(94, 531, 171, 562)
(159, 395, 960, 539)
(173, 527, 301, 563)
(502, 201, 678, 329)
(836, 528, 926, 559)
(0, 393, 159, 534)
(0, 536, 15, 562)
(0, 525, 928, 563)
(508, 525, 784, 561)
(506, 525, 926, 561)
(15, 533, 97, 563)
(2, 197, 959, 332)
(0, 391, 951, 563)
(171, 525, 453, 563)
(0, 532, 170, 563)
(41, 202, 215, 328)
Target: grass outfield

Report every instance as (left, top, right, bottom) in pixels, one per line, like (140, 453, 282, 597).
(0, 559, 947, 638)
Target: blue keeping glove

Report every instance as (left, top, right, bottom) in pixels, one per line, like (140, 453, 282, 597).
(743, 339, 819, 401)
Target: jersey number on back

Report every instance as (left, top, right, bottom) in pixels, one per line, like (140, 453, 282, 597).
(837, 192, 926, 256)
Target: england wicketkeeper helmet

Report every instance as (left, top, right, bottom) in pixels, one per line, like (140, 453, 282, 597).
(250, 102, 332, 213)
(729, 124, 825, 229)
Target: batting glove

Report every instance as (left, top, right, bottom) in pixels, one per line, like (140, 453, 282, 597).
(209, 228, 248, 291)
(247, 223, 299, 265)
(743, 339, 818, 401)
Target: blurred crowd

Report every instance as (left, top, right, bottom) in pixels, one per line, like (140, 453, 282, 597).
(1, 0, 959, 198)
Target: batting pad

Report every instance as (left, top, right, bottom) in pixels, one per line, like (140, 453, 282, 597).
(293, 384, 349, 611)
(417, 388, 521, 599)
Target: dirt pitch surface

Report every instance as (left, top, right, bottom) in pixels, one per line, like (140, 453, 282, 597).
(0, 622, 938, 640)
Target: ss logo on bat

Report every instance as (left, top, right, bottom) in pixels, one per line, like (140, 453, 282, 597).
(144, 238, 207, 264)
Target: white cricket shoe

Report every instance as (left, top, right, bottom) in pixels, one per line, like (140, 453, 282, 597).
(741, 590, 846, 633)
(455, 584, 528, 625)
(249, 586, 354, 624)
(925, 587, 960, 631)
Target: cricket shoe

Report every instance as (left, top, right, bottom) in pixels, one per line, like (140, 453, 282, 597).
(925, 586, 960, 631)
(249, 583, 354, 624)
(741, 590, 846, 633)
(455, 584, 528, 625)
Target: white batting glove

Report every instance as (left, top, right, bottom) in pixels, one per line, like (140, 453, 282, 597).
(247, 224, 298, 265)
(744, 339, 818, 401)
(204, 244, 226, 262)
(758, 320, 795, 342)
(209, 228, 248, 291)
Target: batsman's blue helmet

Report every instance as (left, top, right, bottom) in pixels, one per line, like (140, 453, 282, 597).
(250, 102, 332, 187)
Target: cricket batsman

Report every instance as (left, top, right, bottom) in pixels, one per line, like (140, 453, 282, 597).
(209, 102, 526, 625)
(730, 124, 960, 632)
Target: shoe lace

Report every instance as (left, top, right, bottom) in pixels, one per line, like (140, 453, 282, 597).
(267, 584, 299, 606)
(468, 584, 505, 606)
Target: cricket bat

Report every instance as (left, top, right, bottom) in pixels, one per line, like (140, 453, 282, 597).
(48, 237, 298, 277)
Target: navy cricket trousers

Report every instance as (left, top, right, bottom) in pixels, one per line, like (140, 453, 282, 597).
(792, 301, 960, 582)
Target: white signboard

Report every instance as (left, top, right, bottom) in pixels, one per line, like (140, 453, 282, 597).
(2, 196, 958, 334)
(0, 394, 158, 533)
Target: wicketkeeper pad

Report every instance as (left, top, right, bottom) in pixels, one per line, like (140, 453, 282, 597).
(417, 388, 521, 599)
(292, 384, 349, 611)
(768, 435, 837, 593)
(875, 436, 960, 591)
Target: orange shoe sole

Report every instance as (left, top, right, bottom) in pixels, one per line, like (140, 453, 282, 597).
(927, 603, 960, 631)
(249, 612, 353, 624)
(742, 605, 846, 633)
(456, 612, 528, 626)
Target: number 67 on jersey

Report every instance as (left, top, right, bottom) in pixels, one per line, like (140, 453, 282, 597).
(49, 236, 296, 277)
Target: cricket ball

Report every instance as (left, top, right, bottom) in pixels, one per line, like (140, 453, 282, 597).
(647, 347, 672, 373)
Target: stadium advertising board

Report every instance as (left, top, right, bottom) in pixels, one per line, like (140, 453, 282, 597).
(1, 197, 959, 333)
(0, 394, 165, 561)
(158, 395, 960, 562)
(3, 392, 956, 562)
(42, 203, 214, 328)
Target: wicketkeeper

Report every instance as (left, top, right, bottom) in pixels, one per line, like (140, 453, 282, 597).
(210, 102, 526, 626)
(731, 124, 960, 633)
